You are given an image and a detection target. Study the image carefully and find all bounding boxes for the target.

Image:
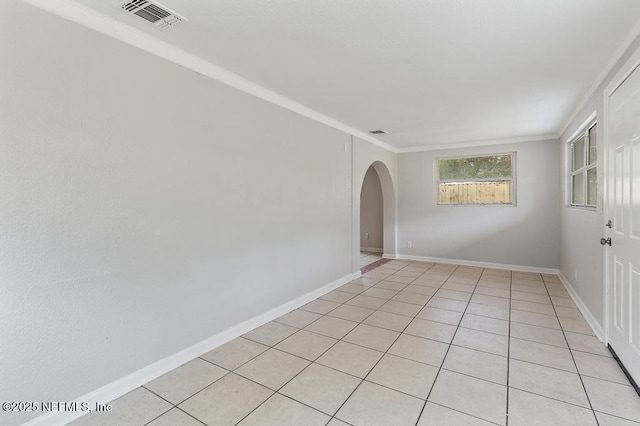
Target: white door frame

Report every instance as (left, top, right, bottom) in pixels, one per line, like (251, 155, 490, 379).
(602, 43, 640, 346)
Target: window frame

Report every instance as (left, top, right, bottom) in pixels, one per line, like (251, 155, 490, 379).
(568, 121, 597, 209)
(435, 152, 517, 206)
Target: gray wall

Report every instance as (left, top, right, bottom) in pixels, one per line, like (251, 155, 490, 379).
(0, 3, 379, 425)
(360, 167, 384, 251)
(559, 33, 640, 331)
(397, 139, 561, 269)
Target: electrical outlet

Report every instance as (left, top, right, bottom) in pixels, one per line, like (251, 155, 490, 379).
(407, 240, 412, 248)
(364, 233, 369, 239)
(574, 269, 578, 282)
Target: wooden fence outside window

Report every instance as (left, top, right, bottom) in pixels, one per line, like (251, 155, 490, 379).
(438, 181, 512, 205)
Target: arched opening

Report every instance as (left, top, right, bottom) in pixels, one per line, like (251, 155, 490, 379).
(360, 166, 384, 268)
(355, 160, 396, 272)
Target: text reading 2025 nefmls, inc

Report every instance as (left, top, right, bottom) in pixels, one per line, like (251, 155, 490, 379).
(2, 401, 112, 413)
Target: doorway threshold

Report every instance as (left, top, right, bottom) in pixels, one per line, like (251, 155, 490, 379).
(360, 258, 391, 274)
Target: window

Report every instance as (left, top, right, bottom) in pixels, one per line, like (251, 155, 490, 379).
(437, 153, 515, 205)
(569, 123, 597, 208)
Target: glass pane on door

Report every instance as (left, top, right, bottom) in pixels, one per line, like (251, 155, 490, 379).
(587, 168, 597, 206)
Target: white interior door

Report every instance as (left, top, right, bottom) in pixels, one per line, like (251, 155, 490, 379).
(606, 63, 640, 386)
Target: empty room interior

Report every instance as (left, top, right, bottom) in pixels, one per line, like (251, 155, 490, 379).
(3, 0, 640, 425)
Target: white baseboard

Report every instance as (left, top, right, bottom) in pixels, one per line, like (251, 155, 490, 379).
(558, 272, 604, 342)
(394, 254, 560, 275)
(23, 270, 361, 426)
(382, 253, 398, 259)
(360, 247, 383, 253)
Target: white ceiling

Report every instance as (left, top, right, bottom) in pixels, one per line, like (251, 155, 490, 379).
(57, 0, 640, 148)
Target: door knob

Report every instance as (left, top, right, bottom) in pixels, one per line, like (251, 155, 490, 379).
(600, 237, 612, 246)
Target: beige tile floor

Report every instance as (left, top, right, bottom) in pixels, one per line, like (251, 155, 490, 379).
(71, 260, 640, 426)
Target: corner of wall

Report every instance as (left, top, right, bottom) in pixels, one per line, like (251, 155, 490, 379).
(558, 272, 604, 342)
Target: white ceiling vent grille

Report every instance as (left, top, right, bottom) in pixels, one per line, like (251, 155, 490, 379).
(118, 0, 187, 30)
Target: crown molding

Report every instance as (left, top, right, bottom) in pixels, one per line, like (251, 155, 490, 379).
(558, 14, 640, 137)
(26, 0, 636, 156)
(563, 111, 597, 144)
(22, 0, 397, 154)
(396, 133, 559, 153)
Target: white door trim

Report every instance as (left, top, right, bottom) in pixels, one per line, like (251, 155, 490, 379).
(603, 43, 640, 346)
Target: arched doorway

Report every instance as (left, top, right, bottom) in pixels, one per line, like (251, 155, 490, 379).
(354, 160, 396, 272)
(360, 166, 384, 267)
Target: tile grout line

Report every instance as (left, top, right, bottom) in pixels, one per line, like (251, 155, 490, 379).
(139, 401, 174, 426)
(302, 322, 523, 379)
(194, 340, 306, 424)
(505, 269, 513, 426)
(139, 359, 240, 423)
(328, 261, 469, 424)
(413, 264, 486, 426)
(504, 386, 603, 412)
(173, 406, 208, 426)
(541, 275, 600, 426)
(139, 386, 207, 426)
(231, 351, 334, 423)
(326, 260, 449, 424)
(277, 270, 615, 421)
(591, 410, 640, 425)
(80, 268, 611, 426)
(191, 308, 351, 425)
(158, 266, 537, 425)
(239, 271, 626, 420)
(231, 307, 361, 425)
(175, 271, 565, 425)
(425, 401, 503, 426)
(232, 260, 425, 425)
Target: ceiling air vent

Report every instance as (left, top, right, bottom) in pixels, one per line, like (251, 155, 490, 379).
(369, 129, 388, 135)
(118, 0, 187, 30)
